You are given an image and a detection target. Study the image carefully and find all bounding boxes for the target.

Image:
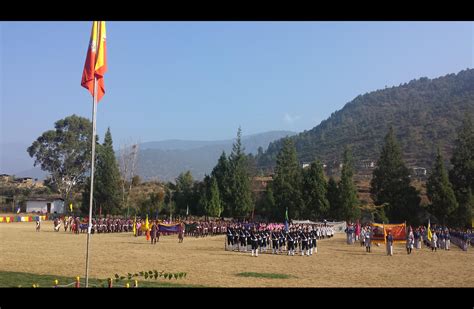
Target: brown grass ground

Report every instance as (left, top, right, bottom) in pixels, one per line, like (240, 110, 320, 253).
(1, 221, 473, 287)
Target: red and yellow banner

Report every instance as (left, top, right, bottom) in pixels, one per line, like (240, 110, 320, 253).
(371, 223, 406, 243)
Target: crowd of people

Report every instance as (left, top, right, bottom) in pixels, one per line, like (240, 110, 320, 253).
(225, 223, 335, 257)
(45, 215, 473, 255)
(344, 222, 472, 255)
(52, 216, 134, 234)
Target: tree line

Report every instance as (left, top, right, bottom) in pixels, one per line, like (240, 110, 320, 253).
(27, 114, 473, 228)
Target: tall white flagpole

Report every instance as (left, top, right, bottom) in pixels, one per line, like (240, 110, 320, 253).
(85, 76, 98, 288)
(85, 22, 100, 288)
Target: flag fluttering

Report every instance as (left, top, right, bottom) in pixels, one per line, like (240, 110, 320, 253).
(81, 21, 107, 102)
(427, 219, 432, 241)
(69, 203, 73, 212)
(145, 215, 150, 241)
(284, 207, 289, 232)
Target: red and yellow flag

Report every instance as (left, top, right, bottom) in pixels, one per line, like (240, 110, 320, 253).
(81, 21, 107, 102)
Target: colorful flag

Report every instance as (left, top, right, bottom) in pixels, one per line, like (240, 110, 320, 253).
(284, 207, 289, 232)
(81, 21, 107, 102)
(132, 216, 137, 236)
(69, 203, 73, 212)
(427, 219, 432, 241)
(145, 215, 150, 241)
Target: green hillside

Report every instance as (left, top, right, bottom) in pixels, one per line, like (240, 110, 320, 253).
(259, 69, 474, 173)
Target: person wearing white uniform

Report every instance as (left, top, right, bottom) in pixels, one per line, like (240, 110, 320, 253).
(431, 231, 438, 252)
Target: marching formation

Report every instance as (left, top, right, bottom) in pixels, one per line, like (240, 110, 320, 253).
(226, 223, 334, 256)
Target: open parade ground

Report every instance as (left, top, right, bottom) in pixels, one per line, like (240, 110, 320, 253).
(1, 221, 473, 287)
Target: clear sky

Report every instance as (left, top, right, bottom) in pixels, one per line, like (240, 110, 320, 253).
(1, 22, 473, 148)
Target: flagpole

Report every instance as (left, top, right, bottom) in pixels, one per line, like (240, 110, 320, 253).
(85, 76, 98, 288)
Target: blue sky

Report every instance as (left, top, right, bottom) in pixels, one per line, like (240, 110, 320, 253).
(1, 22, 473, 148)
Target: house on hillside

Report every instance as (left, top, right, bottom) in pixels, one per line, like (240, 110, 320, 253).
(411, 167, 427, 177)
(25, 197, 64, 214)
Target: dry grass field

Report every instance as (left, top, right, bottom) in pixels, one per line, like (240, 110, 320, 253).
(1, 221, 473, 287)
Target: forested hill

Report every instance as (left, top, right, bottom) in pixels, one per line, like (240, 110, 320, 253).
(258, 69, 474, 172)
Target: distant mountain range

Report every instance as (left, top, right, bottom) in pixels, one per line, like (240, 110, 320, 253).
(259, 69, 474, 173)
(0, 142, 48, 179)
(1, 131, 295, 182)
(136, 131, 296, 182)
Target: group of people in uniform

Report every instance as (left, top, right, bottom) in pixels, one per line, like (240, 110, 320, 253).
(347, 223, 472, 256)
(226, 223, 335, 257)
(183, 219, 230, 237)
(50, 216, 134, 234)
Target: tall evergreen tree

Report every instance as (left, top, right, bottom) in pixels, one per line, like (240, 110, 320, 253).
(327, 177, 341, 220)
(302, 160, 329, 220)
(256, 184, 276, 220)
(370, 127, 421, 224)
(211, 151, 232, 216)
(175, 171, 195, 216)
(228, 127, 253, 218)
(273, 138, 303, 220)
(92, 127, 122, 215)
(204, 177, 223, 218)
(427, 148, 458, 225)
(449, 116, 474, 227)
(339, 147, 360, 221)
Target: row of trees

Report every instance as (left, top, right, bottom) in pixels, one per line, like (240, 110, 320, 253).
(27, 114, 472, 227)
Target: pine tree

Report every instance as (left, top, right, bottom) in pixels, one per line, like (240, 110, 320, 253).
(263, 185, 277, 220)
(370, 127, 421, 224)
(327, 177, 341, 221)
(175, 171, 194, 216)
(339, 147, 360, 221)
(449, 116, 474, 227)
(205, 177, 223, 218)
(228, 127, 253, 218)
(211, 151, 232, 216)
(427, 148, 458, 225)
(273, 138, 303, 220)
(302, 160, 329, 220)
(93, 128, 122, 215)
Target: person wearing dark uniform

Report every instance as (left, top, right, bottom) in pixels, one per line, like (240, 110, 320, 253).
(227, 227, 234, 250)
(272, 229, 279, 254)
(245, 228, 251, 252)
(251, 229, 259, 257)
(264, 229, 270, 253)
(279, 230, 286, 253)
(300, 228, 309, 256)
(386, 231, 394, 256)
(287, 229, 295, 256)
(239, 228, 247, 252)
(365, 226, 371, 253)
(306, 229, 313, 256)
(233, 228, 239, 251)
(311, 228, 317, 254)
